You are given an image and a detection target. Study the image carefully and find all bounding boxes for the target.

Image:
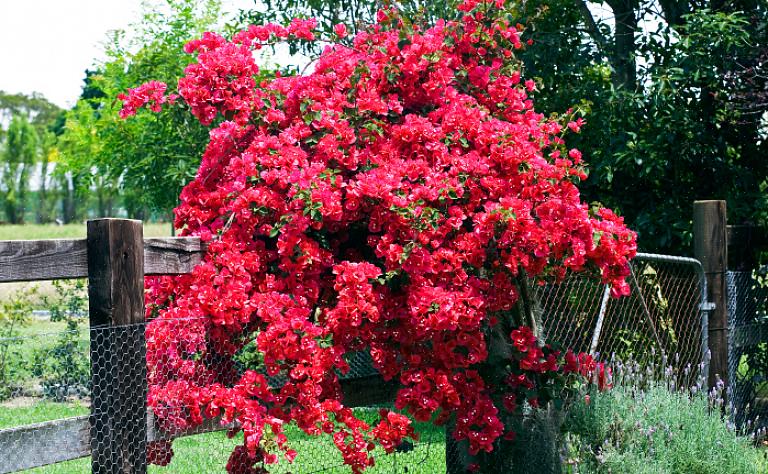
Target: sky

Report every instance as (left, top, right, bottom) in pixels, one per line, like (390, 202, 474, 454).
(0, 0, 257, 109)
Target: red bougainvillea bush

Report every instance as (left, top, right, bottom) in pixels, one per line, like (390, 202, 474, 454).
(122, 1, 636, 472)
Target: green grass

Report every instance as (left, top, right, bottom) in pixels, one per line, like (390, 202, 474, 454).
(0, 401, 445, 473)
(0, 400, 89, 428)
(14, 318, 87, 338)
(0, 222, 172, 241)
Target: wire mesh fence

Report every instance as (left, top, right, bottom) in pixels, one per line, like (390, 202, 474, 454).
(727, 270, 768, 431)
(0, 252, 708, 473)
(540, 253, 707, 388)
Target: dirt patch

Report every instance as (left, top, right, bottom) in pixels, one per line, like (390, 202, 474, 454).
(0, 396, 38, 408)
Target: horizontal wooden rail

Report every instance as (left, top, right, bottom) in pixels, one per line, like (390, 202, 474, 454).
(0, 416, 90, 473)
(0, 237, 206, 282)
(0, 376, 395, 473)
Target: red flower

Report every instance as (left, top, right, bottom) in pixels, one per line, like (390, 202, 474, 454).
(334, 23, 348, 38)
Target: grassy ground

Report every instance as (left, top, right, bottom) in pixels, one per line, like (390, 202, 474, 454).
(1, 399, 446, 473)
(0, 222, 172, 241)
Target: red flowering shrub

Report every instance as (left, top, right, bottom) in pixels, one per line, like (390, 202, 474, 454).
(125, 1, 636, 472)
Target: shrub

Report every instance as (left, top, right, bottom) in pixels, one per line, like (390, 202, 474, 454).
(32, 280, 89, 401)
(0, 286, 36, 400)
(562, 361, 768, 474)
(120, 0, 636, 471)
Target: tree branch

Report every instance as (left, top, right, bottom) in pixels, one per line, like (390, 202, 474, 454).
(573, 0, 610, 56)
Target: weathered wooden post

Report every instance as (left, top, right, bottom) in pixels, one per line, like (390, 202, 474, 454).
(87, 219, 147, 474)
(693, 200, 728, 388)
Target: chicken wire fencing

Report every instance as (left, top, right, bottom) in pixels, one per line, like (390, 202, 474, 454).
(727, 270, 768, 431)
(0, 252, 708, 474)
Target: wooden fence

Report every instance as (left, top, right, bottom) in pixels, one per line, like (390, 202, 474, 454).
(0, 219, 392, 474)
(0, 208, 725, 474)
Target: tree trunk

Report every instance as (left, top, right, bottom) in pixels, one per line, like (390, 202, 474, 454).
(62, 173, 85, 224)
(37, 158, 51, 224)
(609, 0, 639, 91)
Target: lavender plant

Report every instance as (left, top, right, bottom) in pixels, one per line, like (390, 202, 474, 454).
(561, 353, 768, 473)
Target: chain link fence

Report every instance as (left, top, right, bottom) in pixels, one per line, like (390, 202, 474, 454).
(540, 253, 707, 388)
(727, 270, 768, 431)
(0, 252, 708, 473)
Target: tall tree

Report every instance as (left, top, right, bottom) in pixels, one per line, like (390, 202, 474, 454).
(35, 131, 58, 223)
(0, 91, 62, 136)
(1, 115, 38, 224)
(0, 91, 64, 223)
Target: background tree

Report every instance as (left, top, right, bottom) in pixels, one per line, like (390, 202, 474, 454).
(0, 91, 62, 136)
(0, 91, 63, 223)
(1, 115, 38, 224)
(513, 0, 768, 253)
(58, 0, 223, 219)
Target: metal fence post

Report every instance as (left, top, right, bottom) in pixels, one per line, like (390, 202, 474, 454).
(693, 200, 728, 389)
(87, 219, 147, 474)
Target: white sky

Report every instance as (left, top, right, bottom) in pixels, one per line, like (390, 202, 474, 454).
(0, 0, 259, 109)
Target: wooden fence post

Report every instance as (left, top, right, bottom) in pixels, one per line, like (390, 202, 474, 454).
(87, 219, 147, 474)
(693, 201, 728, 389)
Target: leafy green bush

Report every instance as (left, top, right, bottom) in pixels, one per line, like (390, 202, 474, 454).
(562, 371, 767, 473)
(32, 280, 89, 401)
(0, 286, 36, 400)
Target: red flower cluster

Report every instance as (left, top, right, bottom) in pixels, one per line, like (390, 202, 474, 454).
(371, 410, 418, 453)
(117, 80, 176, 118)
(502, 326, 611, 433)
(126, 1, 636, 472)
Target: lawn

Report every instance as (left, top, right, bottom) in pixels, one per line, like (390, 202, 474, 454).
(0, 222, 172, 241)
(0, 400, 446, 473)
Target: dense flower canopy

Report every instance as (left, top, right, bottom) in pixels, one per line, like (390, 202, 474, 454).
(124, 1, 636, 472)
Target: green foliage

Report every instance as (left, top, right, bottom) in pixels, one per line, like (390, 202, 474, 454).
(513, 1, 767, 253)
(32, 280, 89, 401)
(0, 287, 37, 400)
(2, 114, 39, 224)
(58, 0, 222, 216)
(0, 282, 89, 403)
(562, 382, 768, 473)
